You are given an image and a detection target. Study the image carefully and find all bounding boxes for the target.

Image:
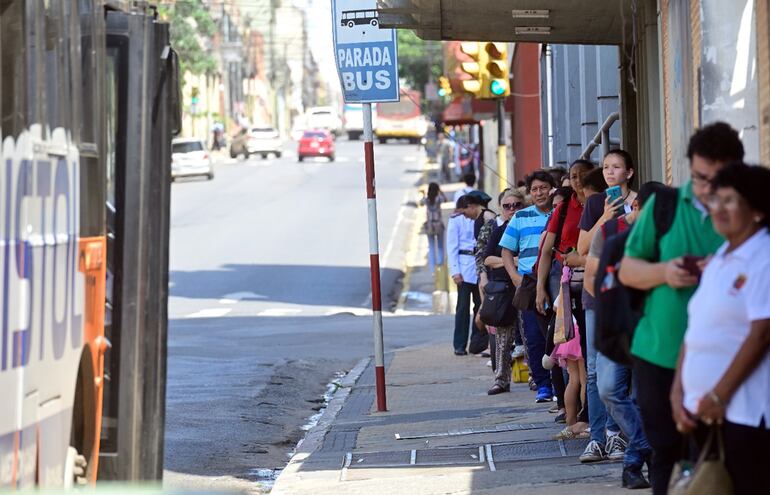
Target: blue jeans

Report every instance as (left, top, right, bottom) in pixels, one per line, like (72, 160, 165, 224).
(453, 282, 480, 352)
(597, 351, 652, 468)
(426, 232, 445, 272)
(585, 309, 618, 444)
(522, 309, 551, 389)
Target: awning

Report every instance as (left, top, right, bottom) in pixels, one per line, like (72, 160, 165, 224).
(377, 0, 631, 45)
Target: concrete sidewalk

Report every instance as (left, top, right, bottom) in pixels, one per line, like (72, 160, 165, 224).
(272, 342, 647, 494)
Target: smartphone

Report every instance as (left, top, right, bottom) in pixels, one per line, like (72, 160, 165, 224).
(681, 255, 705, 277)
(606, 185, 623, 204)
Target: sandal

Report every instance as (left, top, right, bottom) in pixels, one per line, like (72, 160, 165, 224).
(552, 427, 577, 440)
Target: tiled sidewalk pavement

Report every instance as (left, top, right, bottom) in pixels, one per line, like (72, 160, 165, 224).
(272, 343, 649, 494)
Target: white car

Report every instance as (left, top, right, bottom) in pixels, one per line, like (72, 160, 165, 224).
(306, 106, 344, 136)
(171, 138, 213, 180)
(247, 127, 283, 158)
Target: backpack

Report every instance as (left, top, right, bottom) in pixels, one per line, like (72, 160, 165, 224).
(594, 186, 678, 366)
(424, 201, 444, 236)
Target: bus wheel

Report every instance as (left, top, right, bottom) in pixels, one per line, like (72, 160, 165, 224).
(347, 21, 354, 28)
(371, 19, 378, 26)
(64, 446, 88, 487)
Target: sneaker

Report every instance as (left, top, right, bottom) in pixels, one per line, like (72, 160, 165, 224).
(579, 440, 606, 463)
(535, 386, 553, 403)
(454, 349, 468, 356)
(605, 434, 627, 462)
(548, 403, 560, 413)
(621, 466, 651, 489)
(486, 359, 493, 367)
(511, 345, 527, 359)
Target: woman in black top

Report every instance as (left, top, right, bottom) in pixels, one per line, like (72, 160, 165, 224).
(483, 189, 525, 394)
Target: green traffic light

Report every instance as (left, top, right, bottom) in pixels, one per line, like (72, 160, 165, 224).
(489, 79, 507, 96)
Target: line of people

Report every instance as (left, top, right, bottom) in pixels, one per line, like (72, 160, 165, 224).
(426, 121, 770, 494)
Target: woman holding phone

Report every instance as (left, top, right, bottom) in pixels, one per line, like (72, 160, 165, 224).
(575, 149, 637, 464)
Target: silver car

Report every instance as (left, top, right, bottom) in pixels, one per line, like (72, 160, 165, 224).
(247, 127, 283, 158)
(171, 138, 214, 180)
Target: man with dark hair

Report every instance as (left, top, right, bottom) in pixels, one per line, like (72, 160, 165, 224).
(454, 173, 477, 201)
(618, 122, 744, 495)
(499, 170, 557, 401)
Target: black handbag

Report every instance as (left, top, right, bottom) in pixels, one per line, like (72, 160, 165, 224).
(512, 274, 537, 311)
(479, 280, 517, 327)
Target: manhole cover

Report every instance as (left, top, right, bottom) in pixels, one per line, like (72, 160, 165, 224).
(415, 446, 484, 466)
(349, 450, 411, 468)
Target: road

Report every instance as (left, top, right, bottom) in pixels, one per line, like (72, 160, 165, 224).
(163, 138, 447, 492)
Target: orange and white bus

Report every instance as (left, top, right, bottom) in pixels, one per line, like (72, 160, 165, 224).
(375, 89, 429, 144)
(1, 0, 180, 487)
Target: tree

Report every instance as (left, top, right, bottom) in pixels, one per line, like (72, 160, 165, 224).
(158, 0, 218, 76)
(397, 30, 442, 94)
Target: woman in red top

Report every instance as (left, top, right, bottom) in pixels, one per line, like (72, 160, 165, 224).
(535, 159, 594, 437)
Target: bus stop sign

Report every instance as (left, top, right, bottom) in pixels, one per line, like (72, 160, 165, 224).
(332, 0, 400, 103)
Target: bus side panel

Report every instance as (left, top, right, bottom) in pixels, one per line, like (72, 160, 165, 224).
(0, 127, 85, 488)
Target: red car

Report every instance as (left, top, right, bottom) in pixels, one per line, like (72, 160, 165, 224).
(298, 129, 335, 162)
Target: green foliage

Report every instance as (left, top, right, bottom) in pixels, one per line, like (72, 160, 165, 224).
(159, 0, 218, 76)
(397, 30, 442, 94)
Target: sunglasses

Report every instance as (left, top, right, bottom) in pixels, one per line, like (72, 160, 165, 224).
(502, 202, 523, 210)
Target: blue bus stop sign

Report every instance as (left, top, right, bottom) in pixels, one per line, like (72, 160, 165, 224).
(332, 0, 400, 103)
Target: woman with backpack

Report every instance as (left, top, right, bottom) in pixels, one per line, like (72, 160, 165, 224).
(421, 182, 448, 273)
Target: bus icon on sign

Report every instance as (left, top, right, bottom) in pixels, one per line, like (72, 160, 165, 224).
(341, 9, 379, 28)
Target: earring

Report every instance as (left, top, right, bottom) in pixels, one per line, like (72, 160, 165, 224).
(755, 216, 763, 224)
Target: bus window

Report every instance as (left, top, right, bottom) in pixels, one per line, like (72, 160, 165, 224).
(44, 0, 70, 133)
(101, 45, 122, 455)
(0, 1, 26, 138)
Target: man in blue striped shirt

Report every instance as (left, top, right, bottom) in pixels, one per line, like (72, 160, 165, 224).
(499, 170, 556, 402)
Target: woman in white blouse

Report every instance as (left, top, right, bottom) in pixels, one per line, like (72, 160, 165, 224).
(671, 162, 770, 494)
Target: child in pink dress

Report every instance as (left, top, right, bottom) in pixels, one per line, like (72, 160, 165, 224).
(550, 267, 587, 439)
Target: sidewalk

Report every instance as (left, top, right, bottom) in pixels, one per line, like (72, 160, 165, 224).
(273, 342, 645, 494)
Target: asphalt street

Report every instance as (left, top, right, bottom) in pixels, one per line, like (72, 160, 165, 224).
(163, 138, 449, 492)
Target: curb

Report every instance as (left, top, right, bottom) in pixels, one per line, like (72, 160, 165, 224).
(396, 158, 433, 312)
(290, 356, 372, 456)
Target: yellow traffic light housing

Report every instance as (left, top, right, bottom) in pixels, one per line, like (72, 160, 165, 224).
(483, 42, 510, 98)
(459, 42, 487, 97)
(438, 76, 452, 97)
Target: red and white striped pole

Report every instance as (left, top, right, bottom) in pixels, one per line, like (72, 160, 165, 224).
(363, 102, 387, 412)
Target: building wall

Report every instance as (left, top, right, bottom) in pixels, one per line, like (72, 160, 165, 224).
(541, 45, 620, 168)
(510, 43, 542, 183)
(657, 0, 766, 185)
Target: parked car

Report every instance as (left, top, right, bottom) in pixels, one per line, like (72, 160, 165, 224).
(298, 129, 335, 162)
(230, 126, 283, 159)
(306, 106, 344, 136)
(171, 137, 214, 180)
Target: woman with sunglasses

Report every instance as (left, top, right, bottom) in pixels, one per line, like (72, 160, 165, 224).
(480, 188, 529, 393)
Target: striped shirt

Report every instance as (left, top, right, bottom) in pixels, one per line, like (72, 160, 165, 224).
(498, 205, 551, 275)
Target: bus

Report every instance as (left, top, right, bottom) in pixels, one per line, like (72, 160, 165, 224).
(0, 0, 180, 488)
(343, 104, 377, 141)
(375, 89, 428, 144)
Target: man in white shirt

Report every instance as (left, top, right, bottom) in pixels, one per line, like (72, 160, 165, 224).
(447, 195, 481, 355)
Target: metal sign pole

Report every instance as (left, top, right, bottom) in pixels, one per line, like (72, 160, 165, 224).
(363, 103, 387, 412)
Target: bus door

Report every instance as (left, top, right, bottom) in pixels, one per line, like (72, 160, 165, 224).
(98, 10, 178, 482)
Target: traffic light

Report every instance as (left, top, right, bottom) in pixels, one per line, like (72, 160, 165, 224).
(459, 42, 486, 97)
(483, 43, 510, 98)
(438, 76, 452, 97)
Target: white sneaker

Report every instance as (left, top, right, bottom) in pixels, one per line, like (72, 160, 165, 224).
(579, 440, 606, 463)
(512, 345, 527, 359)
(606, 434, 627, 462)
(486, 359, 493, 367)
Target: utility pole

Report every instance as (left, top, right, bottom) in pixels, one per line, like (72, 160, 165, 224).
(497, 98, 507, 191)
(269, 0, 278, 130)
